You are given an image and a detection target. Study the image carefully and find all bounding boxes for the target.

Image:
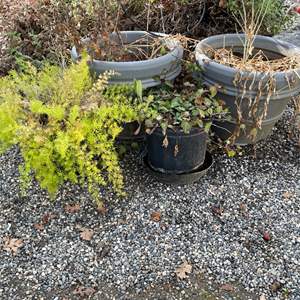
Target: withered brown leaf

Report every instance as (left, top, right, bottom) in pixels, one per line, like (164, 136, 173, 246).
(175, 261, 192, 279)
(34, 223, 44, 231)
(3, 237, 24, 255)
(162, 136, 169, 148)
(42, 212, 54, 225)
(73, 286, 96, 297)
(65, 203, 80, 213)
(80, 228, 94, 241)
(283, 191, 294, 199)
(211, 205, 224, 216)
(174, 144, 179, 157)
(220, 283, 235, 292)
(150, 211, 161, 222)
(97, 203, 108, 215)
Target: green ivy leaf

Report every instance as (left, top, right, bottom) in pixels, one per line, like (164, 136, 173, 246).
(204, 121, 212, 133)
(181, 120, 192, 134)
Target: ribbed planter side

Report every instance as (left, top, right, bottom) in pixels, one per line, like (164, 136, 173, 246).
(196, 34, 300, 144)
(146, 128, 207, 174)
(71, 31, 183, 88)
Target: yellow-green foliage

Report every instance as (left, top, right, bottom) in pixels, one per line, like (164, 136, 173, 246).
(0, 59, 137, 202)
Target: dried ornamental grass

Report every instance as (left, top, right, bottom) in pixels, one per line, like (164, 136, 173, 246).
(210, 48, 300, 73)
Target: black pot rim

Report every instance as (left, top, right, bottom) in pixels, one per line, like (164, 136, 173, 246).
(148, 126, 207, 137)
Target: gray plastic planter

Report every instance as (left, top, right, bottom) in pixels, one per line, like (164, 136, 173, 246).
(196, 34, 300, 144)
(71, 31, 183, 88)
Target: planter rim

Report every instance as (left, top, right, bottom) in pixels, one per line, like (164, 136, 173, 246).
(195, 33, 300, 77)
(149, 126, 206, 137)
(71, 31, 183, 66)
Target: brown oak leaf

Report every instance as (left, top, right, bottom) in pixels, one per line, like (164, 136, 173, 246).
(211, 205, 224, 216)
(150, 211, 161, 222)
(97, 204, 108, 215)
(34, 223, 44, 231)
(41, 213, 55, 225)
(3, 237, 23, 255)
(80, 228, 94, 241)
(65, 203, 80, 213)
(283, 191, 293, 199)
(220, 283, 235, 292)
(175, 261, 192, 279)
(73, 286, 96, 297)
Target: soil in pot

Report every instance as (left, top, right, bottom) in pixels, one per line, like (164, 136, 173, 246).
(71, 31, 183, 88)
(146, 127, 207, 174)
(88, 33, 169, 62)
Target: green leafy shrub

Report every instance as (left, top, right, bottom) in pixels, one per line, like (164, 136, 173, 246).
(139, 65, 228, 135)
(0, 57, 138, 202)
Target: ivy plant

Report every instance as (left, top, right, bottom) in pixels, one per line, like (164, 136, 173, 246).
(0, 57, 139, 203)
(139, 66, 229, 136)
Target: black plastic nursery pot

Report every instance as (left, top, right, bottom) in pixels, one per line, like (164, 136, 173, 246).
(146, 127, 207, 174)
(196, 34, 300, 145)
(117, 121, 145, 142)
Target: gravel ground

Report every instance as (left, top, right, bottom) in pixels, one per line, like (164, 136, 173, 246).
(0, 110, 299, 300)
(1, 10, 300, 300)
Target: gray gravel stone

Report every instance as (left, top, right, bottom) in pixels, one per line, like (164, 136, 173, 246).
(0, 106, 299, 300)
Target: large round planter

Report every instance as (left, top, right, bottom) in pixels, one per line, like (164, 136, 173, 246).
(71, 31, 183, 88)
(146, 127, 207, 174)
(195, 34, 300, 144)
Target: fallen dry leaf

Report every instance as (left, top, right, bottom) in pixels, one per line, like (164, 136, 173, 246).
(175, 261, 192, 279)
(239, 203, 247, 213)
(97, 204, 108, 215)
(150, 211, 161, 222)
(34, 213, 55, 230)
(42, 213, 55, 225)
(263, 231, 271, 242)
(211, 205, 224, 216)
(65, 203, 80, 213)
(260, 295, 267, 300)
(80, 228, 94, 241)
(220, 283, 235, 292)
(34, 223, 44, 231)
(3, 237, 23, 255)
(73, 286, 96, 297)
(270, 281, 282, 292)
(283, 191, 293, 199)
